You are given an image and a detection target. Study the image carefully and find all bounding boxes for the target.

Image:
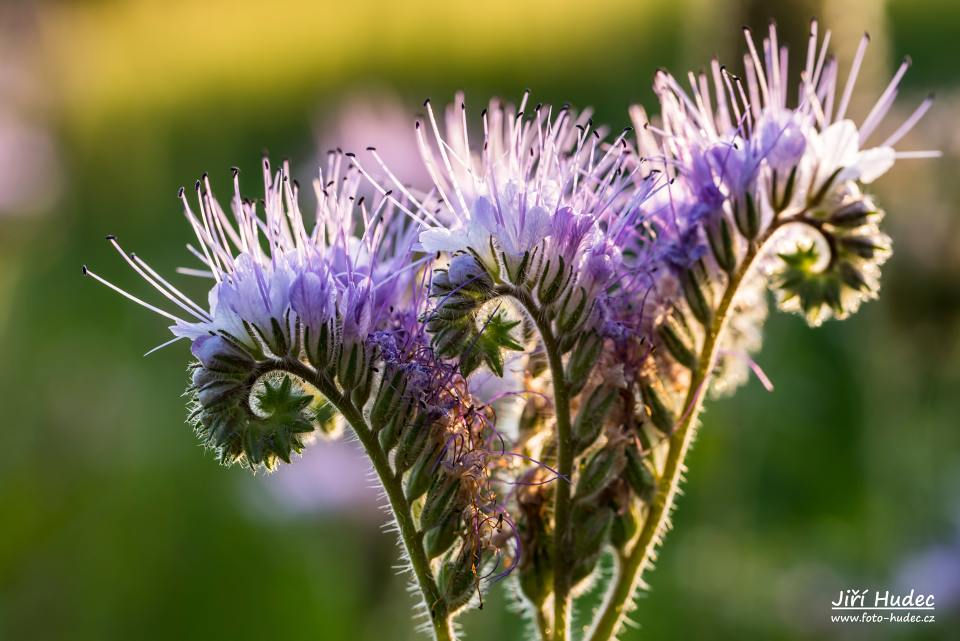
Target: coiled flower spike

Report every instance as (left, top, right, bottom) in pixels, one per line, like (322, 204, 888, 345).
(637, 19, 939, 328)
(578, 22, 938, 641)
(83, 154, 420, 468)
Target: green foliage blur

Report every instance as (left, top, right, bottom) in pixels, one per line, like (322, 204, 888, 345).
(1, 1, 958, 639)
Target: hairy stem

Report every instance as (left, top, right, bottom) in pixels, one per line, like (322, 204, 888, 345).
(503, 286, 574, 641)
(285, 360, 455, 641)
(586, 237, 767, 641)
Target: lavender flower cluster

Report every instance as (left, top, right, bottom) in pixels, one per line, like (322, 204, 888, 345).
(85, 22, 935, 641)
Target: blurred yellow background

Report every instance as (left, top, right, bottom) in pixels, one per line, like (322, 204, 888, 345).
(1, 1, 958, 639)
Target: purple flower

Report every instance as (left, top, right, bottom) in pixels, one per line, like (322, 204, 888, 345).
(85, 154, 418, 363)
(643, 22, 937, 215)
(356, 93, 651, 294)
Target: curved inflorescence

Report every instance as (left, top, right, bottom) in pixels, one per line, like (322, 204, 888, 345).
(85, 20, 936, 641)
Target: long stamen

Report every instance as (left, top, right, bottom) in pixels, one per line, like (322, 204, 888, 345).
(82, 265, 185, 324)
(835, 32, 870, 122)
(882, 93, 935, 147)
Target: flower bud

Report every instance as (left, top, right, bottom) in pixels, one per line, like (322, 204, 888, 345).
(370, 368, 406, 432)
(566, 331, 603, 395)
(421, 475, 463, 531)
(191, 335, 255, 374)
(190, 371, 316, 471)
(395, 411, 434, 472)
(438, 550, 478, 613)
(405, 442, 442, 502)
(518, 539, 553, 607)
(679, 267, 712, 326)
(574, 446, 626, 504)
(379, 398, 415, 452)
(424, 510, 462, 559)
(610, 500, 641, 549)
(570, 504, 614, 585)
(657, 322, 696, 369)
(828, 199, 875, 228)
(705, 214, 736, 275)
(756, 110, 808, 173)
(641, 383, 674, 434)
(624, 442, 657, 502)
(192, 367, 246, 409)
(573, 385, 618, 454)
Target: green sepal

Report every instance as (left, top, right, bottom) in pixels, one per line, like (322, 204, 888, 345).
(558, 286, 590, 334)
(537, 256, 570, 306)
(734, 192, 760, 240)
(776, 166, 798, 212)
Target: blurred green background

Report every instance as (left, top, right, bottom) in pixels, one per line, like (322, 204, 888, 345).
(1, 0, 958, 639)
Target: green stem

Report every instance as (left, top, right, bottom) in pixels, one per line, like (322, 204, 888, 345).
(535, 604, 553, 641)
(586, 237, 766, 641)
(285, 360, 455, 641)
(503, 286, 574, 641)
(544, 324, 573, 641)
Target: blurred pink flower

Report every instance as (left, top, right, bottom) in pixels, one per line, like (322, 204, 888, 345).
(312, 90, 430, 189)
(261, 439, 380, 515)
(0, 3, 60, 217)
(0, 111, 60, 216)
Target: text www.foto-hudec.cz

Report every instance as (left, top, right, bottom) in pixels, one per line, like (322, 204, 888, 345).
(830, 589, 936, 624)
